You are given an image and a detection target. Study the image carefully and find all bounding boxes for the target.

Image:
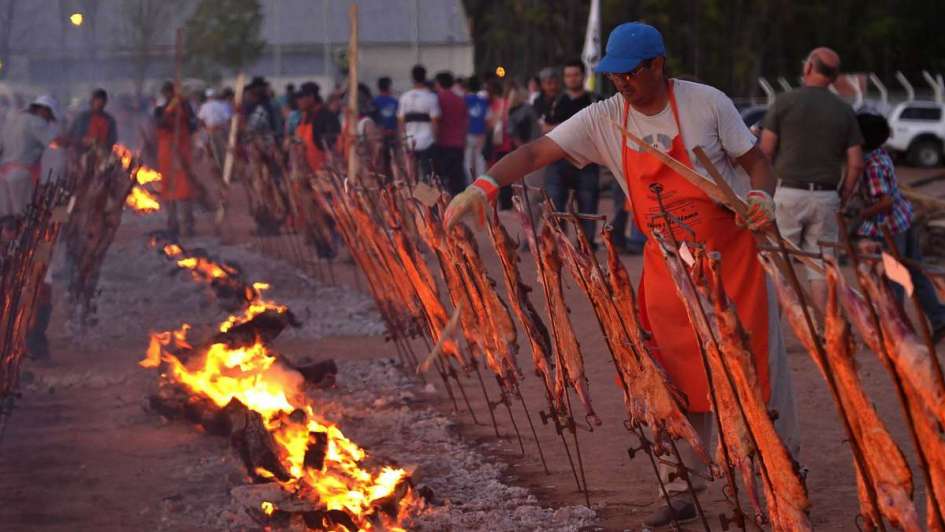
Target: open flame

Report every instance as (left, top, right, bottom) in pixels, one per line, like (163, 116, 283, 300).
(126, 186, 161, 213)
(144, 321, 418, 527)
(113, 143, 163, 213)
(142, 287, 419, 528)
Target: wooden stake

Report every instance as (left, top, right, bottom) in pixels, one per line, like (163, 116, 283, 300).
(346, 3, 360, 183)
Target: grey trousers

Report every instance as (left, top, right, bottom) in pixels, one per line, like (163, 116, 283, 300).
(0, 167, 34, 217)
(657, 284, 799, 495)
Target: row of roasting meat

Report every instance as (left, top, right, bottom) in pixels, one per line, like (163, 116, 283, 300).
(301, 167, 945, 531)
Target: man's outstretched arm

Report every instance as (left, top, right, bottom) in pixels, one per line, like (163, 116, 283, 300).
(444, 136, 566, 228)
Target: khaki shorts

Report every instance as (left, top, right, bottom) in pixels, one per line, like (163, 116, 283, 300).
(774, 186, 840, 280)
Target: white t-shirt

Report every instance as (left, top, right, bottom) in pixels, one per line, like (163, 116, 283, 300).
(546, 79, 757, 202)
(0, 111, 58, 166)
(397, 87, 440, 151)
(198, 99, 232, 128)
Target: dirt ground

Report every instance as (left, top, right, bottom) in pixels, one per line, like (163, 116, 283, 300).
(1, 166, 944, 531)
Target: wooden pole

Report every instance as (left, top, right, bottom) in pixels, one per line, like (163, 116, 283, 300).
(222, 72, 245, 187)
(346, 3, 360, 183)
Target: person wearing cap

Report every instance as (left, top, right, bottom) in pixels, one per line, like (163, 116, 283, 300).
(533, 67, 561, 134)
(68, 88, 117, 151)
(444, 22, 796, 526)
(155, 81, 197, 238)
(0, 95, 61, 219)
(0, 94, 63, 363)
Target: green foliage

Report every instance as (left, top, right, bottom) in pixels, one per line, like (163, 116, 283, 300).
(184, 0, 266, 81)
(463, 0, 945, 97)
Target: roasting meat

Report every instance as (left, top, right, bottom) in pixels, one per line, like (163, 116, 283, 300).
(600, 228, 708, 462)
(699, 253, 811, 530)
(857, 263, 945, 429)
(452, 224, 521, 379)
(820, 262, 920, 532)
(487, 210, 555, 394)
(533, 218, 598, 422)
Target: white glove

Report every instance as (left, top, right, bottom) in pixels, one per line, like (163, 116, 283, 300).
(443, 175, 499, 231)
(741, 189, 775, 231)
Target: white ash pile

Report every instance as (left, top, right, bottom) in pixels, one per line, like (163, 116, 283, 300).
(69, 233, 384, 344)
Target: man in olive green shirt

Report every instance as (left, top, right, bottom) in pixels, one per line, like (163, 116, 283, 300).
(760, 47, 864, 309)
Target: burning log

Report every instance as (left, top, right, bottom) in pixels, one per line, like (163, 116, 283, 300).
(213, 307, 300, 348)
(149, 232, 259, 309)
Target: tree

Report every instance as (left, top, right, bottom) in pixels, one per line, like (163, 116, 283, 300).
(118, 0, 181, 99)
(183, 0, 265, 81)
(463, 0, 945, 99)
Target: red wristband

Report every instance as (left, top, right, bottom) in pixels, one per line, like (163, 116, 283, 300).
(472, 176, 500, 203)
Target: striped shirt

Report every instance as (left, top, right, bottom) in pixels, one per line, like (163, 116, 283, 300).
(857, 148, 913, 238)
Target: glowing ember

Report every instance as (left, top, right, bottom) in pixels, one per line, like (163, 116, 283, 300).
(218, 284, 286, 333)
(126, 186, 161, 213)
(261, 501, 275, 516)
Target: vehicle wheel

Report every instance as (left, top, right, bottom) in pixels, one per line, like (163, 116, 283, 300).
(908, 139, 943, 167)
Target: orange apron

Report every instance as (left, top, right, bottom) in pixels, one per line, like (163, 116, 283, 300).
(620, 81, 770, 413)
(157, 105, 194, 201)
(85, 113, 109, 146)
(296, 119, 326, 175)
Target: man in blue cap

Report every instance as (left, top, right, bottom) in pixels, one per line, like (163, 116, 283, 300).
(445, 22, 798, 527)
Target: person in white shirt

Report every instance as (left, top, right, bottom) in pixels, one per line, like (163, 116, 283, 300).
(197, 88, 232, 129)
(445, 22, 797, 528)
(197, 88, 232, 170)
(397, 64, 440, 180)
(0, 95, 60, 219)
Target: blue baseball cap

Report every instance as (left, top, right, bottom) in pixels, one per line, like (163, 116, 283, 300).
(595, 22, 665, 74)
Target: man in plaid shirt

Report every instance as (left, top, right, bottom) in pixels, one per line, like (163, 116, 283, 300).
(855, 113, 945, 342)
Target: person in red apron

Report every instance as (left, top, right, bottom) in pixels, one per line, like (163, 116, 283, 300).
(68, 88, 117, 151)
(155, 82, 197, 237)
(445, 22, 797, 527)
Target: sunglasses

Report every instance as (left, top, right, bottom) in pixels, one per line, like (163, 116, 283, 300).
(607, 59, 654, 84)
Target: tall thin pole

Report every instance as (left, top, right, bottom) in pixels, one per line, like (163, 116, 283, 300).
(346, 3, 360, 182)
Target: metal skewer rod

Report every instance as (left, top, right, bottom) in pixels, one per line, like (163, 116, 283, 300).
(496, 375, 526, 455)
(880, 224, 945, 384)
(514, 387, 551, 474)
(517, 185, 589, 496)
(770, 227, 886, 531)
(652, 191, 748, 531)
(556, 213, 709, 530)
(838, 216, 945, 528)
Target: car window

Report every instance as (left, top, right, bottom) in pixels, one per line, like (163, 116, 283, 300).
(899, 106, 942, 121)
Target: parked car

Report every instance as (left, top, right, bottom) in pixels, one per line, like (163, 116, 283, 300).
(739, 104, 767, 136)
(887, 100, 945, 167)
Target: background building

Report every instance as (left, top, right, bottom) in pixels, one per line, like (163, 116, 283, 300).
(0, 0, 473, 100)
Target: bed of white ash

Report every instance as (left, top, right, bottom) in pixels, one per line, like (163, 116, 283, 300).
(59, 229, 385, 345)
(47, 215, 596, 531)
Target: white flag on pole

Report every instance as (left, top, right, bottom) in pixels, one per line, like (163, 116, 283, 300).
(581, 0, 601, 92)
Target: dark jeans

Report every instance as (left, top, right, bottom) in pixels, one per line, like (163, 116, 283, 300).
(166, 200, 195, 237)
(413, 147, 437, 184)
(610, 179, 647, 249)
(434, 145, 466, 196)
(890, 227, 945, 330)
(545, 160, 600, 243)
